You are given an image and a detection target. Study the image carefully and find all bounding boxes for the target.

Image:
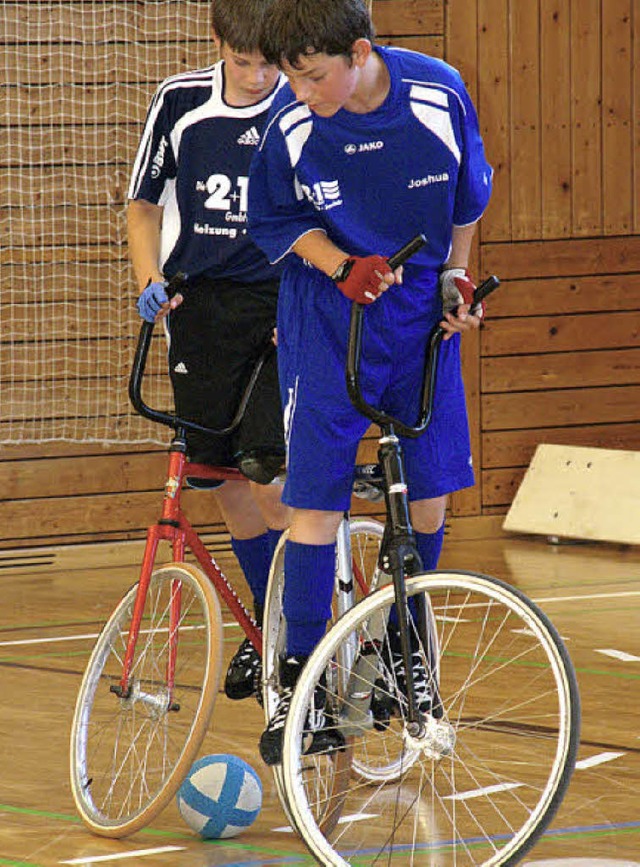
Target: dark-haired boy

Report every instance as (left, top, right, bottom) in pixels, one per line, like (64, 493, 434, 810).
(127, 0, 290, 703)
(248, 0, 493, 764)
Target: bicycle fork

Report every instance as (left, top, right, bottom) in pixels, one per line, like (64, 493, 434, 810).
(376, 424, 428, 735)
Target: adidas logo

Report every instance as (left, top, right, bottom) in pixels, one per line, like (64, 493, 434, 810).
(237, 126, 260, 146)
(174, 362, 188, 374)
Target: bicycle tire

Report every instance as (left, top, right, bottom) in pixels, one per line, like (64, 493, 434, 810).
(282, 570, 580, 866)
(70, 562, 223, 837)
(262, 519, 384, 832)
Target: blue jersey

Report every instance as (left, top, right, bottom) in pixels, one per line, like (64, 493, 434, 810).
(128, 61, 285, 283)
(248, 45, 492, 286)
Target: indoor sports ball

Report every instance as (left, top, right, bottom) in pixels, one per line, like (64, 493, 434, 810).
(176, 754, 263, 839)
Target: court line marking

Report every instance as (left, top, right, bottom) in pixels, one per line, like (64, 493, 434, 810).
(0, 622, 237, 648)
(595, 649, 640, 663)
(2, 590, 638, 650)
(575, 751, 626, 770)
(61, 847, 184, 864)
(443, 781, 522, 801)
(441, 750, 627, 803)
(273, 812, 376, 833)
(533, 590, 640, 604)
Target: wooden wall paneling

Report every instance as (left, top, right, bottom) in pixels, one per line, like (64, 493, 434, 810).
(3, 209, 124, 250)
(0, 167, 131, 210)
(483, 422, 640, 468)
(372, 0, 444, 35)
(1, 245, 123, 267)
(483, 385, 640, 430)
(0, 489, 223, 546)
(483, 236, 640, 278)
(482, 347, 640, 392)
(481, 466, 526, 506)
(0, 127, 141, 169)
(2, 4, 212, 44)
(510, 0, 542, 239)
(540, 0, 572, 238)
(446, 0, 482, 516)
(635, 0, 640, 232)
(487, 274, 640, 316)
(481, 310, 639, 355)
(1, 262, 130, 296)
(570, 0, 603, 235)
(0, 452, 167, 501)
(376, 36, 443, 56)
(2, 341, 165, 383)
(602, 0, 633, 235)
(477, 0, 511, 241)
(1, 44, 214, 86)
(6, 84, 152, 127)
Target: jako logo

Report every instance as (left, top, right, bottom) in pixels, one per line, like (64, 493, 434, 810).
(151, 135, 168, 178)
(344, 141, 384, 154)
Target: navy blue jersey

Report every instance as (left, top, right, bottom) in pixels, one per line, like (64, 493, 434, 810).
(249, 46, 492, 285)
(129, 61, 285, 283)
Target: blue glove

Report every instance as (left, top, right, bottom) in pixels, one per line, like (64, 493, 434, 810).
(136, 280, 169, 322)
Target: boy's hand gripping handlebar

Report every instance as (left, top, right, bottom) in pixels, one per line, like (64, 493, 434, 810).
(346, 234, 500, 437)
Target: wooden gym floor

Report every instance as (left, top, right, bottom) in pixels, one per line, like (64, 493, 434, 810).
(1, 530, 639, 866)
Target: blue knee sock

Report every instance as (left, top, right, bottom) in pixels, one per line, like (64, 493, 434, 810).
(388, 523, 445, 628)
(283, 540, 336, 657)
(231, 534, 271, 613)
(415, 523, 445, 571)
(266, 527, 284, 561)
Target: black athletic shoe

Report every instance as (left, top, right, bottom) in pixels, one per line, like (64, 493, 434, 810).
(224, 637, 262, 701)
(381, 627, 434, 716)
(259, 656, 345, 766)
(259, 654, 307, 766)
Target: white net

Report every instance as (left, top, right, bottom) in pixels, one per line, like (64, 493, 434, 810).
(1, 1, 215, 444)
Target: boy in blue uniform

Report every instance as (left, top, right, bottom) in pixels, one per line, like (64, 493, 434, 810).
(248, 0, 493, 764)
(127, 0, 289, 702)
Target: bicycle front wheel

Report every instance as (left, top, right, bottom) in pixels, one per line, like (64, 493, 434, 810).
(70, 563, 223, 837)
(283, 570, 580, 866)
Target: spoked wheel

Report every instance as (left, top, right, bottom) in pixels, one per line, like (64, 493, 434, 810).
(70, 562, 223, 837)
(262, 519, 384, 832)
(282, 570, 580, 866)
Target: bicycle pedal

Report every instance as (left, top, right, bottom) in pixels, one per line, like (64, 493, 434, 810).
(371, 678, 394, 731)
(306, 727, 346, 756)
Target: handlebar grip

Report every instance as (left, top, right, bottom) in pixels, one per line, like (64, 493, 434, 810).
(166, 270, 188, 299)
(473, 275, 500, 305)
(388, 234, 427, 270)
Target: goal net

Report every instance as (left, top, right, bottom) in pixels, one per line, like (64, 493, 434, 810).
(1, 1, 215, 444)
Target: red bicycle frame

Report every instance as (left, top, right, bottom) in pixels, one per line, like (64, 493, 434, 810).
(115, 445, 263, 701)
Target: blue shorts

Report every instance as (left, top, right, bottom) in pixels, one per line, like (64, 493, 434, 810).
(278, 262, 475, 511)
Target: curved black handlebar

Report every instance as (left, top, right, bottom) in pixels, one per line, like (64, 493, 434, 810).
(346, 235, 500, 438)
(128, 272, 274, 436)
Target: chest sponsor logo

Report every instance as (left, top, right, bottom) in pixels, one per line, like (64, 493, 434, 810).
(407, 172, 450, 189)
(300, 179, 342, 211)
(344, 140, 384, 155)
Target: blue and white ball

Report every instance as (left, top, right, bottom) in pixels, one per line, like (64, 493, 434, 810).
(176, 754, 263, 839)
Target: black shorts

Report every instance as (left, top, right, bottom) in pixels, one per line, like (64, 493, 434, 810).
(166, 275, 284, 469)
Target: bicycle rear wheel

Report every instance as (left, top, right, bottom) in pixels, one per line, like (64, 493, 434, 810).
(70, 562, 222, 837)
(282, 570, 580, 866)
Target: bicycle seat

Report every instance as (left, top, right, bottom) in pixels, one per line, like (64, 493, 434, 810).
(353, 464, 384, 503)
(184, 476, 226, 490)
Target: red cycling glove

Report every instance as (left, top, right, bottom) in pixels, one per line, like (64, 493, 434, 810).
(439, 268, 485, 319)
(332, 255, 394, 304)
